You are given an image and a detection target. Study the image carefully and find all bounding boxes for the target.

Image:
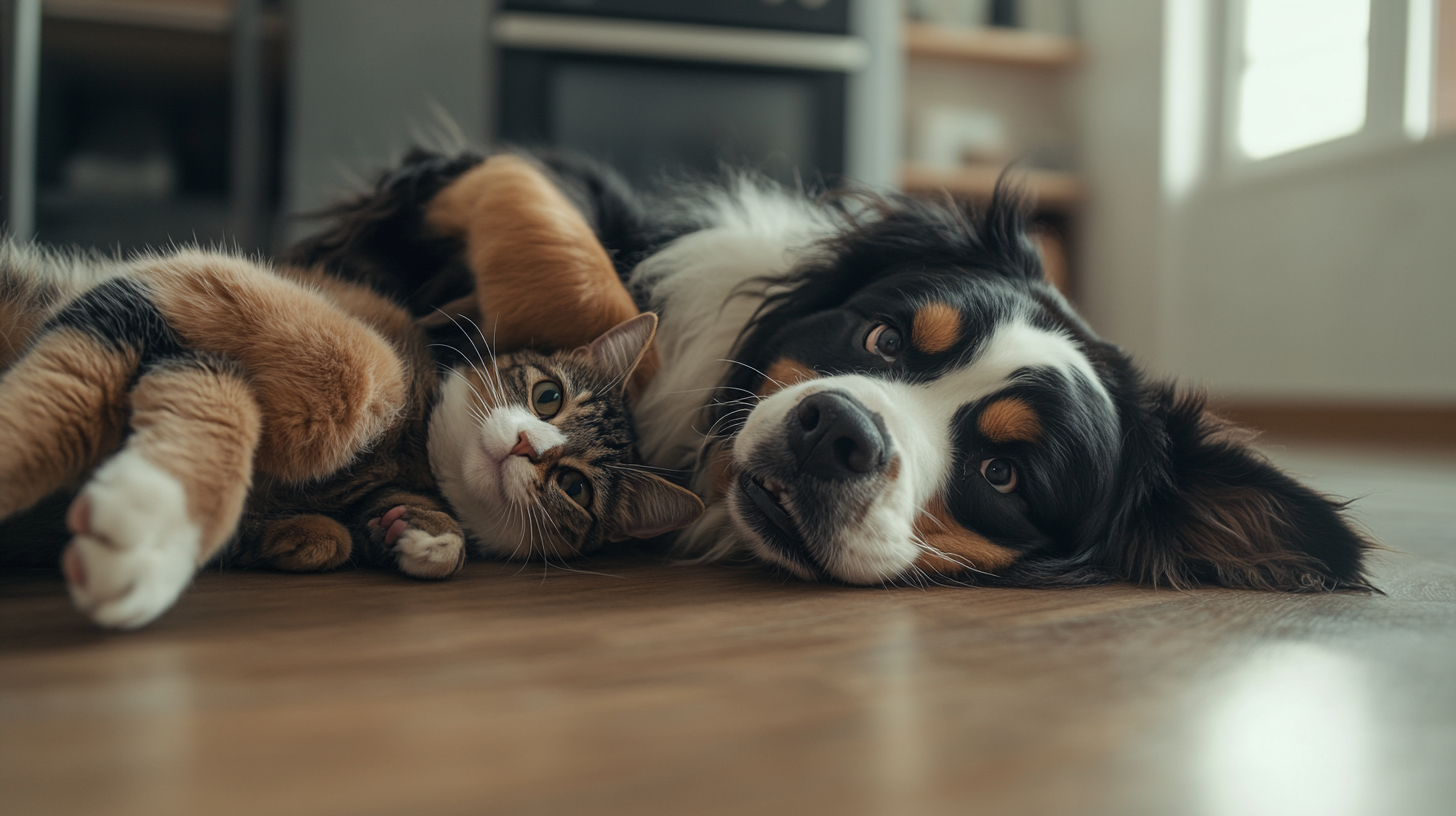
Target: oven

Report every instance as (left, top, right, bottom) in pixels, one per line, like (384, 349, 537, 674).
(490, 0, 899, 187)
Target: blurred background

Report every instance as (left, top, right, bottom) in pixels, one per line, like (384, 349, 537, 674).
(2, 0, 1454, 443)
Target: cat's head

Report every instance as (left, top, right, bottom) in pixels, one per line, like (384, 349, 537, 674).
(428, 313, 704, 560)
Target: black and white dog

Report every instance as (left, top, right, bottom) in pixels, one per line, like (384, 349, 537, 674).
(297, 150, 1372, 592)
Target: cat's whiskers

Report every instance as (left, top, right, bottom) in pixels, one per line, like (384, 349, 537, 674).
(430, 342, 505, 412)
(604, 462, 690, 475)
(434, 308, 498, 374)
(700, 406, 755, 441)
(530, 493, 566, 542)
(718, 358, 792, 394)
(458, 313, 510, 406)
(431, 309, 511, 407)
(668, 385, 765, 401)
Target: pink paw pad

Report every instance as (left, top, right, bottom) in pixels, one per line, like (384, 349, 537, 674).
(367, 505, 411, 546)
(66, 493, 93, 536)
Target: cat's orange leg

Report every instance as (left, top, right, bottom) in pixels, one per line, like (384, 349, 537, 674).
(136, 251, 410, 482)
(63, 353, 261, 629)
(424, 154, 659, 389)
(0, 329, 135, 521)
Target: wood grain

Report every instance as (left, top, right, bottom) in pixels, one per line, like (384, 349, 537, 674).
(903, 23, 1080, 69)
(2, 444, 1454, 816)
(901, 163, 1087, 211)
(1217, 402, 1456, 451)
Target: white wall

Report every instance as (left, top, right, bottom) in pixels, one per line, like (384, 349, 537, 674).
(1074, 0, 1456, 402)
(1072, 0, 1167, 364)
(1165, 137, 1456, 402)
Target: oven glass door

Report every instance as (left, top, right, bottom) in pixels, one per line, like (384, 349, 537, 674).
(499, 51, 846, 186)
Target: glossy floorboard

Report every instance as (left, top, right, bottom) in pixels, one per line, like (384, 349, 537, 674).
(2, 443, 1454, 816)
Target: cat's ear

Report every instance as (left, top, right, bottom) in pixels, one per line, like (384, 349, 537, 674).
(585, 313, 657, 393)
(608, 469, 705, 541)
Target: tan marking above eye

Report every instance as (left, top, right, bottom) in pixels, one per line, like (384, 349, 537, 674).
(911, 497, 1019, 575)
(912, 302, 961, 354)
(756, 357, 819, 398)
(978, 398, 1043, 444)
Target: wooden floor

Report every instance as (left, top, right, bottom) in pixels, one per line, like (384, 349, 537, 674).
(3, 441, 1455, 816)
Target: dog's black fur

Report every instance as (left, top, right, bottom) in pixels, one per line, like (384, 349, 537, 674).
(293, 149, 1373, 592)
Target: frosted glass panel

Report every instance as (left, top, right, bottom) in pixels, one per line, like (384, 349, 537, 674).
(1237, 0, 1370, 159)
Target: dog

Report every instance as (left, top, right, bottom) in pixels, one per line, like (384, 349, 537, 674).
(296, 150, 1372, 591)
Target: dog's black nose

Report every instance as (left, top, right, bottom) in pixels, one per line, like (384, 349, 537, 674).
(789, 391, 888, 480)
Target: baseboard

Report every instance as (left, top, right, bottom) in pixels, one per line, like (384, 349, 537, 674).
(1214, 403, 1456, 450)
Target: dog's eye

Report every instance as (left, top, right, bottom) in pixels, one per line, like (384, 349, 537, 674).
(532, 380, 564, 418)
(864, 323, 903, 362)
(980, 458, 1018, 493)
(558, 470, 594, 510)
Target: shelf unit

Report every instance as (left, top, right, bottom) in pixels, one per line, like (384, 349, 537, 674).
(901, 162, 1084, 211)
(900, 19, 1084, 296)
(28, 0, 283, 253)
(902, 21, 1079, 68)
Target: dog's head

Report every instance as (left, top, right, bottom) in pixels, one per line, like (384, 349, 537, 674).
(713, 189, 1372, 591)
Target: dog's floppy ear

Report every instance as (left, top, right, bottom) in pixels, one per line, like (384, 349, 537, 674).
(1108, 386, 1374, 591)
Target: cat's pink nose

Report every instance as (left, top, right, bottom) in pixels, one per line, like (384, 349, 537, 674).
(509, 432, 538, 462)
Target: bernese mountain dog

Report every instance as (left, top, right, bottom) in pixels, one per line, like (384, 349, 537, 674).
(293, 149, 1372, 592)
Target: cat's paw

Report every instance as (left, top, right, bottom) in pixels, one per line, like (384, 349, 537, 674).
(61, 451, 200, 630)
(368, 505, 465, 579)
(259, 514, 352, 572)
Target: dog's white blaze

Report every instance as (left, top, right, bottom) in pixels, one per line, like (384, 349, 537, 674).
(732, 319, 1107, 583)
(631, 184, 839, 478)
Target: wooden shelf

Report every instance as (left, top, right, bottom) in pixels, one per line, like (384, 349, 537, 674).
(904, 22, 1079, 68)
(43, 0, 283, 36)
(901, 163, 1085, 211)
(45, 0, 232, 32)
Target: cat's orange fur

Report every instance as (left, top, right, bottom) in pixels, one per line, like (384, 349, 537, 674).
(425, 155, 660, 390)
(0, 331, 135, 519)
(135, 252, 409, 482)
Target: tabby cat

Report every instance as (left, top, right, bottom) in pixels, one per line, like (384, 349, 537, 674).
(0, 157, 702, 629)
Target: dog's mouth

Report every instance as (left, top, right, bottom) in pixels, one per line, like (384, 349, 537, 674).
(736, 471, 822, 575)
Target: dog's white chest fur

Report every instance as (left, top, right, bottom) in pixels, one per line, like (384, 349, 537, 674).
(629, 188, 837, 475)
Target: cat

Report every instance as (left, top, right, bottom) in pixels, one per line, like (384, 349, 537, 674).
(0, 157, 702, 629)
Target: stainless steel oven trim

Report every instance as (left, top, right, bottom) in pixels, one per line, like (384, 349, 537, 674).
(492, 12, 869, 72)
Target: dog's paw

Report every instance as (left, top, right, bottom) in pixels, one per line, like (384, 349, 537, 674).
(368, 505, 466, 579)
(62, 451, 200, 630)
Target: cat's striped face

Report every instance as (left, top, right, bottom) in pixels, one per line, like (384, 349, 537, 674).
(427, 314, 703, 562)
(430, 347, 638, 560)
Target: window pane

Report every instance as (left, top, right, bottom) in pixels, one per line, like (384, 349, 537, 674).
(1238, 0, 1370, 159)
(1244, 0, 1369, 60)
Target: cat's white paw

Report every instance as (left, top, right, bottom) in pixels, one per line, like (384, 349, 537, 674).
(63, 451, 200, 630)
(395, 527, 466, 580)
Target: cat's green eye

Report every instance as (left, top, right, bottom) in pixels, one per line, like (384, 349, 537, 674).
(558, 470, 594, 510)
(532, 380, 564, 418)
